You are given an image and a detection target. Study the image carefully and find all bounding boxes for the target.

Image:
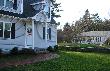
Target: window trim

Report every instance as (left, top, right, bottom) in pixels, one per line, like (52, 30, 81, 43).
(4, 22, 12, 39)
(3, 0, 14, 9)
(0, 21, 12, 39)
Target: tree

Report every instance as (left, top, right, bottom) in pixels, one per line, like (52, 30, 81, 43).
(50, 0, 63, 18)
(57, 29, 64, 43)
(63, 22, 73, 43)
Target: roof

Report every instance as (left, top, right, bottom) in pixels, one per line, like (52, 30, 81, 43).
(0, 0, 42, 18)
(50, 18, 56, 24)
(80, 31, 110, 37)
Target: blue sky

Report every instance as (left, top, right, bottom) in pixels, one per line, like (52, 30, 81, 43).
(55, 0, 110, 29)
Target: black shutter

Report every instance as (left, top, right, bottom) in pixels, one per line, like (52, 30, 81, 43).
(13, 0, 17, 10)
(48, 7, 50, 18)
(0, 29, 3, 37)
(43, 27, 45, 39)
(11, 23, 15, 39)
(49, 28, 51, 40)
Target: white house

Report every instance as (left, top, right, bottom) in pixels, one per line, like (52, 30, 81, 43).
(78, 31, 110, 45)
(0, 0, 57, 52)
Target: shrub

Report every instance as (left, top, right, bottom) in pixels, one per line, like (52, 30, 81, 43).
(47, 46, 54, 52)
(0, 49, 2, 55)
(10, 47, 19, 55)
(54, 45, 59, 52)
(19, 48, 35, 54)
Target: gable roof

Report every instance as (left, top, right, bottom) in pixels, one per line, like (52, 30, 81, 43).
(0, 0, 42, 18)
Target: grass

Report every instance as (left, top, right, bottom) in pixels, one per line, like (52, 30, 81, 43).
(0, 51, 110, 71)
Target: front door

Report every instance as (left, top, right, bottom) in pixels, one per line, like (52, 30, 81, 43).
(26, 24, 32, 48)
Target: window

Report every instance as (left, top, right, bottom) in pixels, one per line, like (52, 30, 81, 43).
(47, 28, 51, 40)
(100, 37, 101, 42)
(0, 22, 3, 37)
(43, 27, 45, 39)
(5, 0, 14, 8)
(0, 0, 17, 10)
(96, 37, 98, 42)
(33, 4, 45, 11)
(0, 0, 4, 7)
(0, 22, 15, 39)
(4, 23, 11, 38)
(43, 27, 51, 40)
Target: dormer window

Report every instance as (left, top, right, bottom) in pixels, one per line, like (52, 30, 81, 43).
(31, 0, 46, 11)
(0, 0, 17, 10)
(33, 4, 45, 11)
(5, 0, 14, 8)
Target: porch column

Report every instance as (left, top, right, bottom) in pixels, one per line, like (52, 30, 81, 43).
(32, 20, 35, 49)
(45, 20, 47, 48)
(25, 23, 27, 48)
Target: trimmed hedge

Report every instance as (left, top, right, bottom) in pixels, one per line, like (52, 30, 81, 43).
(54, 45, 59, 52)
(0, 49, 2, 55)
(58, 45, 110, 53)
(47, 46, 54, 52)
(10, 47, 19, 55)
(19, 48, 35, 54)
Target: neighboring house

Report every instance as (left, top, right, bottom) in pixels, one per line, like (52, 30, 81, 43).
(0, 0, 57, 52)
(77, 31, 110, 45)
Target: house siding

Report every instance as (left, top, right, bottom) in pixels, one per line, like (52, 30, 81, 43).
(34, 23, 57, 48)
(79, 31, 110, 44)
(0, 17, 25, 51)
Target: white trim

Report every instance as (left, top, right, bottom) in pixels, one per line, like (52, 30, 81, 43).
(32, 20, 34, 49)
(4, 0, 6, 7)
(30, 1, 46, 5)
(3, 22, 4, 39)
(45, 20, 47, 47)
(25, 23, 27, 48)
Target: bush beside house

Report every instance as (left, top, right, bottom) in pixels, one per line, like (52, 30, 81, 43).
(0, 49, 2, 55)
(47, 45, 59, 52)
(58, 43, 110, 53)
(10, 47, 19, 55)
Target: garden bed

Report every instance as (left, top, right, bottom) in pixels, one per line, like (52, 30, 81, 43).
(0, 53, 59, 68)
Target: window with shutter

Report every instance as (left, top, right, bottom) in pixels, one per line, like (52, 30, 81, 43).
(0, 22, 14, 39)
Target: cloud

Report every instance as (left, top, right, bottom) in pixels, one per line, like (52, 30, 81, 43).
(56, 0, 110, 28)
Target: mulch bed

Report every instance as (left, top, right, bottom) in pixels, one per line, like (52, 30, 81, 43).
(0, 53, 59, 68)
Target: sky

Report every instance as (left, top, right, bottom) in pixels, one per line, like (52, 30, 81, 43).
(55, 0, 110, 29)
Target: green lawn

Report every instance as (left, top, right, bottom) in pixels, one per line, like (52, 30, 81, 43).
(0, 51, 110, 71)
